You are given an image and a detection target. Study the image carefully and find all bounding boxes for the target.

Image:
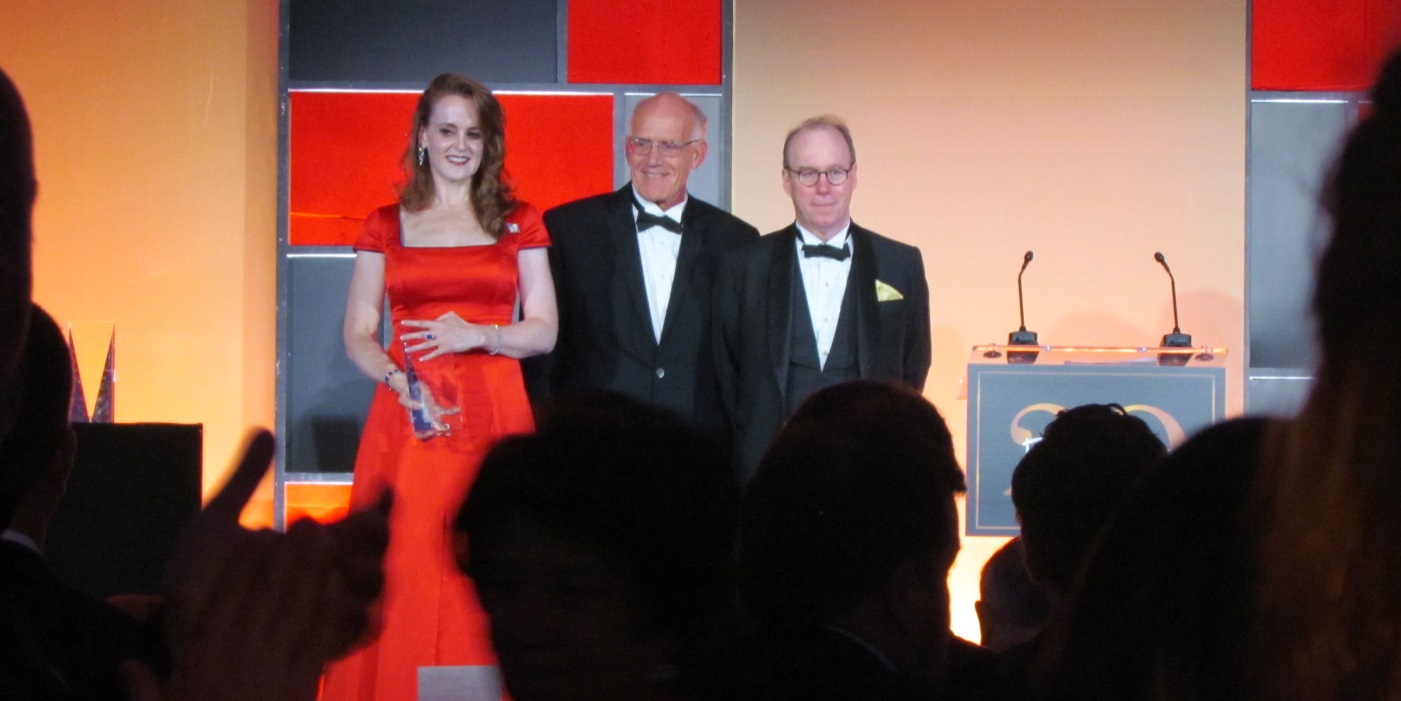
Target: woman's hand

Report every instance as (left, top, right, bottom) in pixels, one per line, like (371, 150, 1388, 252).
(411, 382, 459, 434)
(400, 312, 491, 361)
(385, 372, 459, 431)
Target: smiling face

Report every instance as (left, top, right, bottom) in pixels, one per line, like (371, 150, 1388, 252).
(626, 94, 707, 210)
(783, 124, 858, 240)
(418, 93, 484, 187)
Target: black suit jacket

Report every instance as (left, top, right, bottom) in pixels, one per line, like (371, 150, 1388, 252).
(717, 628, 996, 701)
(714, 223, 931, 481)
(722, 626, 922, 701)
(0, 540, 139, 700)
(524, 185, 759, 435)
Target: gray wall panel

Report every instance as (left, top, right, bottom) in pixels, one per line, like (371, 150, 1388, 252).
(1246, 374, 1313, 418)
(289, 0, 558, 84)
(286, 255, 373, 473)
(1247, 99, 1348, 370)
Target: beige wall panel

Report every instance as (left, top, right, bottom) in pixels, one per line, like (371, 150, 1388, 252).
(734, 0, 1247, 642)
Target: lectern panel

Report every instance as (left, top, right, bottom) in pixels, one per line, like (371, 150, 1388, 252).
(967, 358, 1225, 536)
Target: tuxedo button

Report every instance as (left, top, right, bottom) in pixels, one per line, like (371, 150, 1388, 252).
(655, 367, 666, 379)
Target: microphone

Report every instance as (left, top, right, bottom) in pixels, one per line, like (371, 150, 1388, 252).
(1154, 252, 1192, 365)
(1009, 251, 1038, 345)
(1007, 251, 1039, 364)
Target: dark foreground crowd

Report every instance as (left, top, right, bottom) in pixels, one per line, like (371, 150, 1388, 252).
(3, 48, 1401, 701)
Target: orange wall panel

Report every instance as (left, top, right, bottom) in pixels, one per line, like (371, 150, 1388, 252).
(1, 0, 280, 517)
(285, 482, 353, 525)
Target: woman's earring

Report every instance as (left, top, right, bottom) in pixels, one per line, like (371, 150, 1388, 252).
(417, 146, 426, 167)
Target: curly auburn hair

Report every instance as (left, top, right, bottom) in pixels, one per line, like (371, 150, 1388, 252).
(399, 72, 516, 239)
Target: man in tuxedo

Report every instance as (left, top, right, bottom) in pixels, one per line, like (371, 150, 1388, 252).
(525, 92, 759, 438)
(714, 115, 931, 482)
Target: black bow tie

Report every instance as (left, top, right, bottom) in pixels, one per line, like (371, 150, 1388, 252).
(635, 210, 683, 235)
(802, 243, 850, 261)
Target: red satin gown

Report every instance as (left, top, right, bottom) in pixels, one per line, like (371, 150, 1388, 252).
(321, 203, 547, 701)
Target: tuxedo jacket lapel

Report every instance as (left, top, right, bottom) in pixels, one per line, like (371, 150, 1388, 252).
(850, 223, 880, 378)
(605, 187, 657, 348)
(767, 227, 798, 405)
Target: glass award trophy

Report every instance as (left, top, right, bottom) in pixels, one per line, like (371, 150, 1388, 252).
(401, 340, 450, 440)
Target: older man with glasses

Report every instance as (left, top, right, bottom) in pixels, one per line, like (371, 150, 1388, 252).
(714, 115, 932, 483)
(524, 92, 758, 453)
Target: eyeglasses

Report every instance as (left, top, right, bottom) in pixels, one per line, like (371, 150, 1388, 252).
(626, 137, 701, 158)
(785, 166, 854, 186)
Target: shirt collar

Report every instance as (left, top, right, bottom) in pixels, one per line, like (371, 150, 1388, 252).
(631, 185, 688, 222)
(825, 624, 898, 672)
(1, 529, 39, 554)
(794, 221, 852, 251)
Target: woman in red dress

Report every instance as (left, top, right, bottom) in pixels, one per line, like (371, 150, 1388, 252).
(322, 72, 557, 701)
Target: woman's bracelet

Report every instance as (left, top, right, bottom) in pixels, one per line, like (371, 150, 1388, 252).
(489, 324, 502, 356)
(383, 368, 404, 386)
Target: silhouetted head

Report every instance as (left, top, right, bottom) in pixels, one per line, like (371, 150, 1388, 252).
(976, 537, 1050, 653)
(0, 68, 36, 437)
(1042, 418, 1265, 701)
(455, 393, 737, 701)
(1314, 51, 1401, 363)
(740, 381, 965, 682)
(1011, 404, 1166, 596)
(0, 305, 73, 526)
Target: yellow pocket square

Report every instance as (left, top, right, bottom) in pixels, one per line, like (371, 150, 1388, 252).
(875, 279, 904, 302)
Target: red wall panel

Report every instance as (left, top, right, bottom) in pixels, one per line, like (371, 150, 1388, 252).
(289, 92, 615, 246)
(498, 93, 615, 216)
(568, 0, 723, 85)
(1253, 0, 1401, 91)
(289, 92, 416, 246)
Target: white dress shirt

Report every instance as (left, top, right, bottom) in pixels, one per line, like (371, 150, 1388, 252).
(0, 528, 39, 553)
(794, 223, 853, 369)
(633, 191, 687, 344)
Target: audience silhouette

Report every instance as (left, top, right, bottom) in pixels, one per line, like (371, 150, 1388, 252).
(0, 68, 35, 441)
(1006, 403, 1165, 687)
(732, 380, 994, 700)
(1250, 48, 1401, 701)
(1038, 49, 1401, 701)
(454, 392, 739, 701)
(0, 305, 138, 700)
(1, 65, 392, 701)
(5, 43, 1401, 701)
(975, 538, 1048, 654)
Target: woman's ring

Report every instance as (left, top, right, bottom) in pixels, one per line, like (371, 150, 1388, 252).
(426, 333, 436, 341)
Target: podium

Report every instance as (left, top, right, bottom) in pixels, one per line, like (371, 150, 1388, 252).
(47, 423, 202, 598)
(965, 345, 1227, 536)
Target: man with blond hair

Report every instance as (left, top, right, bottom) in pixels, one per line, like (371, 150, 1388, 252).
(528, 92, 758, 443)
(714, 115, 931, 482)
